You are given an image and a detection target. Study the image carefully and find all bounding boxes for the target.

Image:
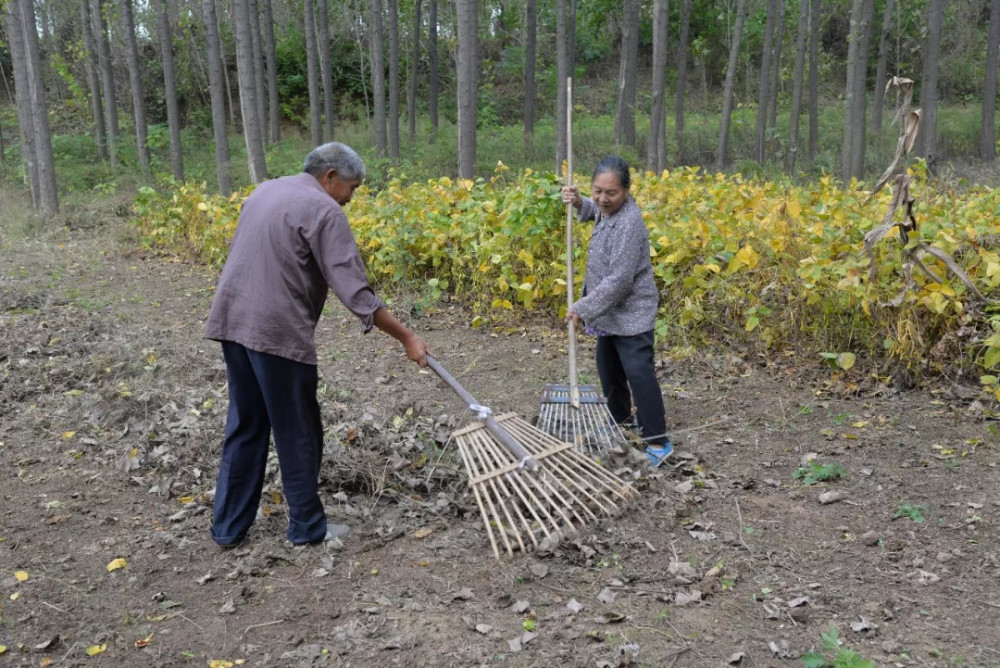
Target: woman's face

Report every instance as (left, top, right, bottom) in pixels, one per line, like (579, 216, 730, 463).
(591, 172, 628, 216)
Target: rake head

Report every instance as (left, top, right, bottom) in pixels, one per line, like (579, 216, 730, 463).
(538, 383, 629, 456)
(454, 412, 637, 560)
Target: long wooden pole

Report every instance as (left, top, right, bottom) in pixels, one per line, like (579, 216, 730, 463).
(566, 77, 580, 410)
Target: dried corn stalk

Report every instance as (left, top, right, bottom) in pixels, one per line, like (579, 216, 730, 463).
(864, 77, 987, 306)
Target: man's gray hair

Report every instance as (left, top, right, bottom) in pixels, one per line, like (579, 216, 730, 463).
(303, 142, 366, 180)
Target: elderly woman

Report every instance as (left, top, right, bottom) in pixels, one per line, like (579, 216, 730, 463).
(561, 156, 672, 466)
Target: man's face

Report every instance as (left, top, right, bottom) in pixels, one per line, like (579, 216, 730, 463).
(322, 170, 363, 206)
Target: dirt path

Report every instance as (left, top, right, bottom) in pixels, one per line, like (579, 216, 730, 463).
(2, 215, 999, 668)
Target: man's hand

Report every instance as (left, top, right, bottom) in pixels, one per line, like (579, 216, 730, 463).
(403, 333, 431, 367)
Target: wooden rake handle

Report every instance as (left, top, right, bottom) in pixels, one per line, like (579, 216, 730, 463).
(565, 76, 581, 410)
(424, 355, 539, 471)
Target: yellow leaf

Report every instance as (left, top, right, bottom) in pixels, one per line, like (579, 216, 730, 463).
(10, 592, 20, 601)
(413, 528, 433, 539)
(85, 644, 107, 656)
(106, 558, 127, 572)
(61, 431, 76, 440)
(41, 658, 53, 667)
(786, 199, 802, 219)
(134, 634, 154, 648)
(209, 660, 235, 668)
(178, 496, 195, 505)
(0, 645, 6, 655)
(14, 570, 29, 582)
(732, 244, 760, 271)
(851, 421, 869, 428)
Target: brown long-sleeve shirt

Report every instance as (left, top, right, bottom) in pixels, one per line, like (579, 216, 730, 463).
(205, 172, 384, 365)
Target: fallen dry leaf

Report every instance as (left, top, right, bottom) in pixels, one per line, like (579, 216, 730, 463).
(135, 634, 154, 648)
(14, 570, 28, 582)
(413, 527, 433, 539)
(85, 644, 107, 656)
(106, 558, 127, 572)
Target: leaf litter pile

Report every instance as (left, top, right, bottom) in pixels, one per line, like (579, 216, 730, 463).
(2, 216, 1000, 667)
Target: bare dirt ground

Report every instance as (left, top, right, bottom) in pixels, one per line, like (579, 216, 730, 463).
(2, 207, 1000, 668)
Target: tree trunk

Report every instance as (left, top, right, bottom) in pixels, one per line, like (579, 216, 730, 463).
(716, 0, 747, 170)
(261, 0, 280, 142)
(675, 0, 692, 164)
(121, 0, 150, 174)
(646, 0, 669, 172)
(613, 0, 640, 148)
(157, 0, 184, 181)
(233, 0, 268, 182)
(785, 0, 808, 173)
(248, 0, 268, 143)
(371, 0, 387, 156)
(847, 0, 874, 179)
(95, 0, 118, 167)
(80, 0, 107, 160)
(18, 0, 58, 215)
(201, 0, 232, 192)
(318, 0, 334, 141)
(523, 0, 536, 155)
(303, 0, 322, 146)
(428, 0, 438, 144)
(456, 0, 477, 178)
(872, 0, 894, 135)
(556, 0, 567, 173)
(754, 0, 778, 164)
(6, 0, 40, 204)
(919, 0, 944, 159)
(767, 0, 786, 138)
(219, 23, 236, 126)
(388, 0, 400, 159)
(982, 0, 1000, 161)
(808, 0, 819, 161)
(407, 0, 421, 150)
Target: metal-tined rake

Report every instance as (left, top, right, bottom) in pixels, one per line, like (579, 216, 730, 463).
(538, 77, 628, 457)
(426, 355, 636, 560)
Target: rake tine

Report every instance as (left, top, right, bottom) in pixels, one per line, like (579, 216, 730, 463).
(476, 436, 549, 550)
(465, 433, 520, 557)
(469, 430, 526, 556)
(456, 440, 505, 559)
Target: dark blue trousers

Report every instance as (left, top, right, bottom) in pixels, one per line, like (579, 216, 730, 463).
(595, 330, 668, 446)
(211, 341, 327, 546)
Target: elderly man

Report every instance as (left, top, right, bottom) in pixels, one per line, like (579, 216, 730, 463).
(205, 142, 430, 547)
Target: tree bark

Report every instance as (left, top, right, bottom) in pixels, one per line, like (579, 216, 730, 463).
(716, 0, 747, 170)
(121, 0, 150, 174)
(613, 0, 640, 148)
(201, 0, 232, 192)
(982, 0, 1000, 161)
(808, 0, 819, 160)
(80, 0, 107, 160)
(371, 0, 387, 156)
(5, 0, 40, 204)
(919, 0, 944, 159)
(767, 0, 786, 138)
(428, 0, 438, 144)
(872, 0, 894, 135)
(785, 0, 808, 173)
(318, 0, 335, 141)
(388, 0, 400, 159)
(646, 0, 669, 172)
(303, 0, 322, 146)
(556, 0, 566, 173)
(18, 0, 58, 215)
(248, 0, 268, 143)
(95, 0, 118, 167)
(407, 0, 421, 150)
(754, 0, 779, 164)
(523, 0, 536, 155)
(157, 0, 184, 181)
(261, 0, 280, 142)
(233, 0, 268, 182)
(848, 0, 874, 179)
(675, 0, 692, 164)
(456, 0, 477, 178)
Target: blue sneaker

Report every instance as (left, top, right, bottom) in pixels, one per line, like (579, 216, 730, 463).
(645, 442, 674, 467)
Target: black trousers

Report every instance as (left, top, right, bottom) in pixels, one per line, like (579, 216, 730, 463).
(595, 330, 668, 446)
(211, 341, 327, 546)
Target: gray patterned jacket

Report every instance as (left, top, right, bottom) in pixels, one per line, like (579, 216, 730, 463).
(570, 195, 658, 336)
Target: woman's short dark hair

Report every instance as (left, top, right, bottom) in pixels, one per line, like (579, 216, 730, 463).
(593, 156, 631, 191)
